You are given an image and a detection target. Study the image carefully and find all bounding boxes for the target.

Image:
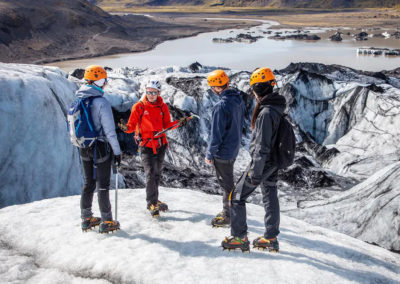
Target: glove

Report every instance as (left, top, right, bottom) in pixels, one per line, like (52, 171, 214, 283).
(114, 154, 121, 167)
(204, 157, 213, 165)
(178, 117, 189, 127)
(118, 119, 128, 132)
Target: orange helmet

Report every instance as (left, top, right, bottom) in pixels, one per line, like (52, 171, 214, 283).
(207, 70, 229, 87)
(84, 65, 107, 81)
(250, 68, 276, 86)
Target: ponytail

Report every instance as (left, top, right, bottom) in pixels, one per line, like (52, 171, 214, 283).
(250, 101, 261, 130)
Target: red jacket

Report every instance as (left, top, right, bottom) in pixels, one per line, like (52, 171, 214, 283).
(126, 96, 178, 154)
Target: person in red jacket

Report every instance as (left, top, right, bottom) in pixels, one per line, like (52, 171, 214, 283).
(119, 80, 188, 217)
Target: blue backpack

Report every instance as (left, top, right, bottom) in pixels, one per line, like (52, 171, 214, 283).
(67, 97, 98, 148)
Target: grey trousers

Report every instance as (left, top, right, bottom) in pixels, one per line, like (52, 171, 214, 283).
(80, 142, 113, 221)
(230, 164, 279, 239)
(214, 157, 235, 218)
(141, 144, 166, 207)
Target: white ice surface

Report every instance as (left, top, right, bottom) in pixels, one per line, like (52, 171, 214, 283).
(325, 85, 400, 179)
(287, 162, 400, 251)
(0, 188, 399, 284)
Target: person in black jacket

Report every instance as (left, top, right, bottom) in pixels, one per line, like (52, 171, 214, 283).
(206, 70, 245, 227)
(221, 68, 286, 252)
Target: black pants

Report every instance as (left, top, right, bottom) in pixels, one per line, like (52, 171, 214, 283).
(80, 142, 113, 221)
(230, 163, 279, 239)
(141, 145, 166, 207)
(214, 157, 235, 218)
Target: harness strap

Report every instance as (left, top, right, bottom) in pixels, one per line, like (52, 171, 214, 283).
(136, 100, 167, 154)
(93, 140, 97, 179)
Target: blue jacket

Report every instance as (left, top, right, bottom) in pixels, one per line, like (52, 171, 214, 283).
(75, 85, 121, 155)
(206, 88, 245, 161)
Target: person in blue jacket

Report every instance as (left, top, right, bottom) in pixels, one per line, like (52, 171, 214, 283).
(76, 65, 121, 234)
(206, 69, 245, 227)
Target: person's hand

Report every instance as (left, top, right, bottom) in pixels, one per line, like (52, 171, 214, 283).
(114, 154, 121, 167)
(178, 117, 190, 127)
(118, 119, 128, 132)
(205, 157, 213, 165)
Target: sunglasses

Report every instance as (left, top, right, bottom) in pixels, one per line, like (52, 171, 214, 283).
(146, 91, 159, 96)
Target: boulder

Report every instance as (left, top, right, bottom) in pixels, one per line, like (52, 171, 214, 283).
(329, 32, 343, 41)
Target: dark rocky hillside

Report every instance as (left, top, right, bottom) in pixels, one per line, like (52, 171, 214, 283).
(0, 0, 243, 64)
(95, 0, 400, 8)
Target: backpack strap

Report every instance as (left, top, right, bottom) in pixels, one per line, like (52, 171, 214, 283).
(265, 106, 284, 151)
(87, 95, 106, 140)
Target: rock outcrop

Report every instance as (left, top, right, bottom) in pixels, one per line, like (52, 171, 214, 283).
(269, 33, 321, 40)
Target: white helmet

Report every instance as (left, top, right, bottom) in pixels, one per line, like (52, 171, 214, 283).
(146, 80, 161, 91)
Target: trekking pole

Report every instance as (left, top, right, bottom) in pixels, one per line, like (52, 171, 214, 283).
(112, 163, 118, 222)
(115, 166, 118, 222)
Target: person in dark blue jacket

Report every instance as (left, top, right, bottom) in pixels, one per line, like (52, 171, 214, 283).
(206, 69, 245, 227)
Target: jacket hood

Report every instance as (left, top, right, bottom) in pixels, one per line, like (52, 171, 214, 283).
(260, 92, 286, 115)
(75, 84, 104, 99)
(220, 88, 242, 105)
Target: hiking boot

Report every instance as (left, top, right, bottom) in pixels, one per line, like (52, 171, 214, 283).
(221, 236, 250, 252)
(81, 217, 101, 231)
(157, 200, 168, 212)
(253, 236, 279, 252)
(148, 204, 160, 218)
(99, 220, 120, 234)
(211, 212, 230, 227)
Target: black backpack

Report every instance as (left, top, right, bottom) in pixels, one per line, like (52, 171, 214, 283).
(271, 113, 296, 169)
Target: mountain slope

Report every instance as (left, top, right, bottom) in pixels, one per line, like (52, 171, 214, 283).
(96, 0, 400, 8)
(0, 0, 157, 63)
(0, 188, 399, 283)
(0, 0, 247, 64)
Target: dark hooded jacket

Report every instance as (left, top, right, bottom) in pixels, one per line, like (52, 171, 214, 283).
(206, 88, 245, 161)
(249, 92, 286, 183)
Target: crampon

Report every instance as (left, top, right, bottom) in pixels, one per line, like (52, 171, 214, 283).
(252, 237, 279, 252)
(221, 236, 250, 252)
(156, 200, 168, 212)
(81, 217, 101, 232)
(99, 220, 120, 234)
(148, 204, 160, 218)
(211, 212, 230, 228)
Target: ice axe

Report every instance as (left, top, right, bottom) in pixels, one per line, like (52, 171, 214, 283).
(154, 114, 199, 137)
